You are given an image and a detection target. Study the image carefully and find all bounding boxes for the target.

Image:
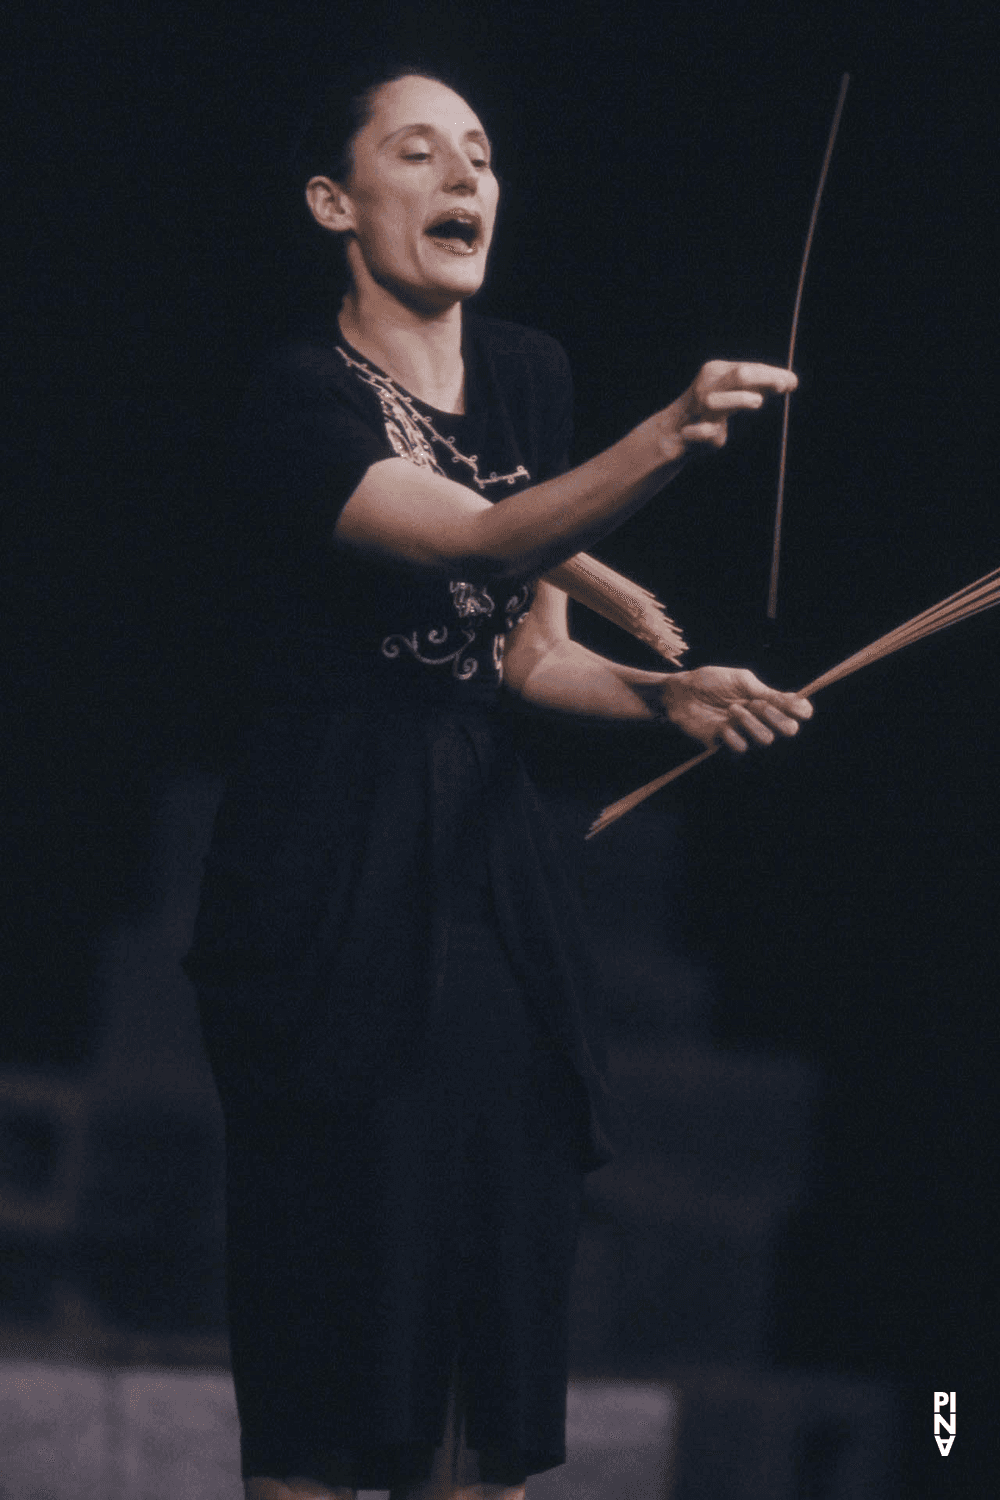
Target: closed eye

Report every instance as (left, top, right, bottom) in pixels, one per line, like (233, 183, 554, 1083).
(401, 148, 491, 170)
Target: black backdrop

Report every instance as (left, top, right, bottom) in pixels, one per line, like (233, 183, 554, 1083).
(6, 4, 996, 1493)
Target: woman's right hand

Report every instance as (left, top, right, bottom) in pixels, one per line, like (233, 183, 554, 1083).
(654, 360, 799, 463)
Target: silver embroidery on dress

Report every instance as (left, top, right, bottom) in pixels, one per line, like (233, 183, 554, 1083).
(381, 626, 480, 679)
(493, 632, 506, 683)
(449, 581, 496, 619)
(504, 583, 533, 631)
(336, 344, 530, 491)
(338, 343, 533, 682)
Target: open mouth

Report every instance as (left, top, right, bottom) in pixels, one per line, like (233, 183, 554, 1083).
(424, 210, 483, 254)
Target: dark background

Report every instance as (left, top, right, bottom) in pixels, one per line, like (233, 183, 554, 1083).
(5, 2, 996, 1493)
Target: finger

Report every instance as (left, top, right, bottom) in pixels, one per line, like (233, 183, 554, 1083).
(719, 723, 749, 753)
(681, 420, 728, 448)
(733, 675, 814, 720)
(726, 668, 774, 696)
(730, 703, 776, 746)
(721, 362, 799, 394)
(702, 389, 765, 413)
(753, 701, 801, 736)
(764, 691, 813, 720)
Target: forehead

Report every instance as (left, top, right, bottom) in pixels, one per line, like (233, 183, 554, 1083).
(362, 75, 487, 146)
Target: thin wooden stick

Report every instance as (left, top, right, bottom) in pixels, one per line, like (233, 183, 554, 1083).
(587, 562, 1000, 838)
(586, 747, 721, 838)
(768, 72, 851, 621)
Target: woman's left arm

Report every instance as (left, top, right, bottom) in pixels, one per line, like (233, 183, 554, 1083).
(504, 581, 813, 752)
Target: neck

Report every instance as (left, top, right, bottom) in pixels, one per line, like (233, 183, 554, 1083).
(337, 283, 467, 414)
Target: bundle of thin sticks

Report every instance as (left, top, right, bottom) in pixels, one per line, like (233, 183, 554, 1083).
(586, 562, 1000, 839)
(547, 553, 688, 665)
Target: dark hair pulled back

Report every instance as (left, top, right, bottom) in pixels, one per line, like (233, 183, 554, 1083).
(291, 58, 474, 189)
(278, 58, 493, 326)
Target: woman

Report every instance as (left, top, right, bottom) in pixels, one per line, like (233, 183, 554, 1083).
(186, 66, 812, 1500)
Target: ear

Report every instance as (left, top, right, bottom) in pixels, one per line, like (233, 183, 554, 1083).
(305, 176, 356, 235)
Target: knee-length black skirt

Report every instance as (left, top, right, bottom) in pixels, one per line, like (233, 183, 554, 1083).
(189, 708, 610, 1489)
(207, 853, 588, 1490)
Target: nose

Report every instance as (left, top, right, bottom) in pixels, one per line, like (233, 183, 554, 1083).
(441, 141, 478, 195)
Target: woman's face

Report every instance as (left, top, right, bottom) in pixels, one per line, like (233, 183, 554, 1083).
(336, 75, 499, 311)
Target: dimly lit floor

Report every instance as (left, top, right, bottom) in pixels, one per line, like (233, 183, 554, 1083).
(0, 1364, 677, 1500)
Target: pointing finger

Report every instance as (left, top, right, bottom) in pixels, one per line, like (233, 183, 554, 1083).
(724, 362, 799, 394)
(703, 389, 765, 412)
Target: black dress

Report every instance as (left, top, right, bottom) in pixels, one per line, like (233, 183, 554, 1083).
(184, 311, 612, 1490)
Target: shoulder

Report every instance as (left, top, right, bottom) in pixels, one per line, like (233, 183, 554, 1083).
(243, 331, 355, 405)
(465, 312, 574, 478)
(225, 330, 395, 504)
(235, 330, 383, 442)
(465, 311, 572, 390)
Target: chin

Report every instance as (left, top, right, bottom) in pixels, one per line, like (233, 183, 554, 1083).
(387, 266, 488, 314)
(438, 270, 486, 302)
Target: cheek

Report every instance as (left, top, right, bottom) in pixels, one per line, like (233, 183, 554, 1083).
(484, 181, 501, 235)
(355, 189, 423, 260)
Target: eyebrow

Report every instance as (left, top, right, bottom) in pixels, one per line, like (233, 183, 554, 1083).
(379, 123, 492, 151)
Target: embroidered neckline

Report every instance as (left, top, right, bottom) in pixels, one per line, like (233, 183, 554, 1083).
(333, 336, 534, 686)
(335, 342, 530, 492)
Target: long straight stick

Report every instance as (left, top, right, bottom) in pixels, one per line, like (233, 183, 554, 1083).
(768, 72, 850, 620)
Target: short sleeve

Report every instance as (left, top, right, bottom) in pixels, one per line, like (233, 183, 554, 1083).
(465, 316, 574, 488)
(540, 338, 574, 480)
(230, 341, 396, 544)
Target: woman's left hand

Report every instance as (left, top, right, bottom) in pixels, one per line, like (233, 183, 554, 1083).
(659, 667, 813, 752)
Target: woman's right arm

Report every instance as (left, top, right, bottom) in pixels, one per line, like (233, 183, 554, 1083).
(333, 360, 797, 579)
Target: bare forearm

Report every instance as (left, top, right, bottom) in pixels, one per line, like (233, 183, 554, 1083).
(507, 639, 815, 760)
(334, 362, 798, 578)
(337, 414, 686, 579)
(496, 356, 797, 579)
(507, 637, 670, 720)
(469, 414, 687, 577)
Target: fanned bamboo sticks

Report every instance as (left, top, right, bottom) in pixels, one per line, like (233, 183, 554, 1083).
(587, 562, 1000, 838)
(768, 72, 851, 621)
(546, 553, 688, 665)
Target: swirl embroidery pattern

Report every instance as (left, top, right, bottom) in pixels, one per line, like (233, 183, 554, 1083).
(381, 624, 482, 680)
(503, 584, 533, 631)
(450, 581, 496, 619)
